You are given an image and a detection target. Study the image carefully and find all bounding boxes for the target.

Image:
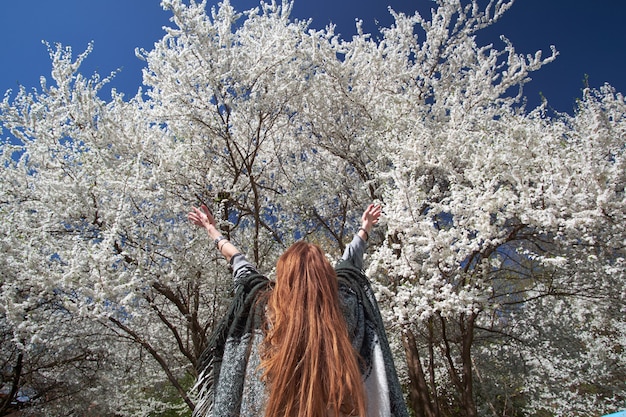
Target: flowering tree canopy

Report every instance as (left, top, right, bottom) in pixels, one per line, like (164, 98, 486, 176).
(1, 0, 624, 415)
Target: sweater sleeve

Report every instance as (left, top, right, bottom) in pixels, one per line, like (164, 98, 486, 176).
(341, 234, 367, 270)
(230, 253, 258, 283)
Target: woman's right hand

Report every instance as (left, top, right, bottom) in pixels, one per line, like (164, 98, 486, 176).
(361, 203, 382, 235)
(358, 204, 382, 240)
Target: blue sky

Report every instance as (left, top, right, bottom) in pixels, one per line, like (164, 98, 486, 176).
(1, 0, 625, 114)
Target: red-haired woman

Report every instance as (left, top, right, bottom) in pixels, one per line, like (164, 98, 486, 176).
(188, 204, 408, 417)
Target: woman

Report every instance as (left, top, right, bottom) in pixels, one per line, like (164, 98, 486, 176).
(188, 204, 408, 417)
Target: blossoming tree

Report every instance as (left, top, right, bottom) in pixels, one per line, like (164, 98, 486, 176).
(1, 0, 624, 415)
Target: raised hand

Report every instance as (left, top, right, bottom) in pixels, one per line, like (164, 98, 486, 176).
(357, 203, 382, 242)
(188, 204, 216, 230)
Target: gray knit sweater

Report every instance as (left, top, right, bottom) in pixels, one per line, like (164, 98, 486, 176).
(193, 235, 409, 417)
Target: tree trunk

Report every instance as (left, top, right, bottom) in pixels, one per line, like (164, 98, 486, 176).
(0, 351, 23, 415)
(403, 329, 437, 417)
(460, 313, 478, 417)
(441, 312, 479, 417)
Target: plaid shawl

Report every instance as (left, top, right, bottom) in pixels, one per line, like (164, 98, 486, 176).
(193, 261, 409, 417)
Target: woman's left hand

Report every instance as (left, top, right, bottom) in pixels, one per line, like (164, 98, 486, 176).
(188, 205, 216, 230)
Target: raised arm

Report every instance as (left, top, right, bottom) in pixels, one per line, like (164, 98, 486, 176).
(342, 204, 382, 268)
(188, 204, 241, 262)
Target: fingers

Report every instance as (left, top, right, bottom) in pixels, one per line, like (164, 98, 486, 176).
(187, 209, 201, 224)
(188, 205, 218, 231)
(188, 206, 209, 226)
(366, 204, 382, 219)
(362, 203, 382, 229)
(191, 207, 203, 218)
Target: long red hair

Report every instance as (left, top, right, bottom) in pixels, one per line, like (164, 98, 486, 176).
(260, 241, 366, 417)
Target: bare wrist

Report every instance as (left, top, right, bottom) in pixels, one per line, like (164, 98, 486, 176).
(206, 225, 220, 237)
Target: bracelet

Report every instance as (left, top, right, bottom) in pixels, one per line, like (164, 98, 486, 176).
(214, 236, 226, 248)
(359, 227, 369, 241)
(218, 239, 229, 251)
